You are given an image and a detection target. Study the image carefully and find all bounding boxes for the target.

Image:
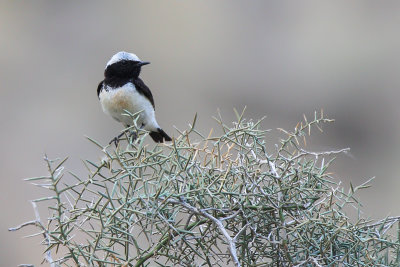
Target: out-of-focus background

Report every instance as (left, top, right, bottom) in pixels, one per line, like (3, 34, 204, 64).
(1, 1, 400, 265)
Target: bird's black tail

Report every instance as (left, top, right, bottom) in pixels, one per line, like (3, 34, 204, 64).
(149, 128, 172, 143)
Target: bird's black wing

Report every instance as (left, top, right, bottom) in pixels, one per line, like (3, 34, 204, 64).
(133, 78, 155, 109)
(97, 81, 104, 99)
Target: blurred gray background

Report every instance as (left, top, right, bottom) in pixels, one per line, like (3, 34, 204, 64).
(1, 1, 400, 265)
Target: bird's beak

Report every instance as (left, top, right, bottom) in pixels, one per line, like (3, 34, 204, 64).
(137, 61, 150, 67)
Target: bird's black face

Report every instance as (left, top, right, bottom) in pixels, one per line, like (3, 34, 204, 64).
(104, 60, 150, 79)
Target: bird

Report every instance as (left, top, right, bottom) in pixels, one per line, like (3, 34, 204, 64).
(97, 51, 172, 144)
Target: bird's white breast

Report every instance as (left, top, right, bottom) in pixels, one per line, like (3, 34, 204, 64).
(99, 83, 159, 130)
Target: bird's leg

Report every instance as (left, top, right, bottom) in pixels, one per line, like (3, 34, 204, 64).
(109, 131, 126, 146)
(109, 124, 140, 146)
(127, 123, 143, 143)
(128, 131, 137, 143)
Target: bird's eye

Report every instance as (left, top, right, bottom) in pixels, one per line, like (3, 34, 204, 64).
(121, 61, 128, 65)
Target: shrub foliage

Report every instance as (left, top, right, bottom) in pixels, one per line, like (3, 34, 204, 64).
(11, 110, 400, 266)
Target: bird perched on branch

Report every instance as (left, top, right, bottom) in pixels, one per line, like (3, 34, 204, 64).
(97, 51, 172, 144)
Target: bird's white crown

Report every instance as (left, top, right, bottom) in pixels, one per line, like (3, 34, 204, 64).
(106, 51, 141, 67)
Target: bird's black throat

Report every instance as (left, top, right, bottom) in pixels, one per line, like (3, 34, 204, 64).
(103, 76, 133, 88)
(104, 60, 142, 86)
(97, 60, 155, 108)
(97, 60, 145, 96)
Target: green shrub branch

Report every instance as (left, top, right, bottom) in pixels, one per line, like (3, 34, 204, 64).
(10, 109, 400, 267)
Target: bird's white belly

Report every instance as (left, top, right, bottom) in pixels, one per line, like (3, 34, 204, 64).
(99, 83, 158, 130)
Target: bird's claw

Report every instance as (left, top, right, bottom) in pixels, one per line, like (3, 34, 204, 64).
(109, 136, 120, 147)
(109, 131, 125, 147)
(109, 131, 138, 147)
(128, 131, 137, 142)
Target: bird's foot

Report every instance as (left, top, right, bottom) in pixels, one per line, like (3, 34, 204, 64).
(109, 132, 126, 147)
(109, 136, 119, 147)
(109, 131, 138, 147)
(128, 131, 137, 143)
